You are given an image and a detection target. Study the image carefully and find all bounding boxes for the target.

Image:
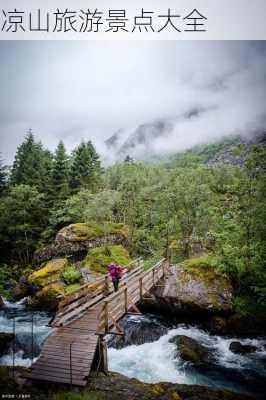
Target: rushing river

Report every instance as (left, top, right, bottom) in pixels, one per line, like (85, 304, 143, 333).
(0, 298, 52, 366)
(1, 299, 266, 398)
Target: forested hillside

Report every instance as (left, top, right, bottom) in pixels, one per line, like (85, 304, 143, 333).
(0, 132, 265, 314)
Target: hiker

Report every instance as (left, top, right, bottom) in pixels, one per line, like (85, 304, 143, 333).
(108, 262, 125, 292)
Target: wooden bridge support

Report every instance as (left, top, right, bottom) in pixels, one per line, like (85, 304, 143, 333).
(95, 335, 108, 375)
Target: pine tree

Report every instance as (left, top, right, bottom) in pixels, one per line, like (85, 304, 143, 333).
(69, 141, 101, 191)
(10, 130, 53, 191)
(52, 141, 69, 199)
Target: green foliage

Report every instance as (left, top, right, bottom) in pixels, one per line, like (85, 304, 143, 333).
(61, 265, 81, 285)
(143, 253, 163, 270)
(0, 264, 14, 299)
(0, 134, 265, 311)
(233, 295, 266, 317)
(0, 184, 46, 264)
(85, 245, 131, 274)
(181, 255, 220, 270)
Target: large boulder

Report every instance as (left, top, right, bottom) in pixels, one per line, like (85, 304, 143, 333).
(26, 258, 70, 311)
(169, 335, 214, 366)
(145, 263, 233, 316)
(33, 222, 128, 266)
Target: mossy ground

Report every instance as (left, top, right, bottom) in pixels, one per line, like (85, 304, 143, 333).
(84, 245, 131, 274)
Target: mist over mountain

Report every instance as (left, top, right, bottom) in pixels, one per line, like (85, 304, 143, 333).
(103, 109, 266, 165)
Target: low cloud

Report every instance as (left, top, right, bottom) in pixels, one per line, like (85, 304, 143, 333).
(0, 41, 265, 164)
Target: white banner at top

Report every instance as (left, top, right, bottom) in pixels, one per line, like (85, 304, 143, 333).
(0, 0, 266, 40)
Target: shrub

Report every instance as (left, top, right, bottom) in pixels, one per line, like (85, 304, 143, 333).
(84, 245, 131, 274)
(61, 265, 81, 285)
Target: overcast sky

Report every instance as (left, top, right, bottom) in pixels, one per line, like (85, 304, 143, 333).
(0, 40, 265, 164)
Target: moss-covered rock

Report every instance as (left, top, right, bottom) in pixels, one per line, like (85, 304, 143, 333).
(169, 335, 214, 366)
(28, 258, 69, 287)
(34, 223, 129, 266)
(57, 222, 128, 243)
(84, 245, 131, 274)
(27, 259, 83, 311)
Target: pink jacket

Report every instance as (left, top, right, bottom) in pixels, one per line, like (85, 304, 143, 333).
(108, 264, 125, 281)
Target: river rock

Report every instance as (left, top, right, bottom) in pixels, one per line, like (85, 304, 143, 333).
(89, 371, 253, 400)
(208, 316, 228, 334)
(170, 335, 214, 366)
(0, 295, 4, 309)
(0, 332, 14, 356)
(146, 265, 233, 316)
(108, 315, 168, 348)
(33, 222, 128, 266)
(229, 341, 257, 355)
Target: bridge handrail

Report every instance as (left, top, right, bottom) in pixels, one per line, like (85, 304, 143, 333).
(97, 258, 167, 332)
(51, 258, 144, 327)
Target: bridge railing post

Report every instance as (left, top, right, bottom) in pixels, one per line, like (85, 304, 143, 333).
(124, 287, 128, 313)
(70, 342, 73, 387)
(139, 277, 143, 300)
(104, 301, 109, 333)
(104, 276, 110, 296)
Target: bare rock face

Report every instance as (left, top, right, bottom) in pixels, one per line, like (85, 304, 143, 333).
(0, 332, 14, 356)
(145, 265, 233, 316)
(33, 223, 128, 266)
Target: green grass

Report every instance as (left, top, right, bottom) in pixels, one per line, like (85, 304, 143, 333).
(181, 254, 221, 270)
(84, 245, 131, 274)
(53, 391, 103, 400)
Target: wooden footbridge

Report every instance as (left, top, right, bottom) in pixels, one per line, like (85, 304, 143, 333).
(24, 258, 170, 386)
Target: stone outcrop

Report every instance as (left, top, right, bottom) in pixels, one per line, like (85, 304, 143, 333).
(33, 223, 128, 266)
(0, 332, 14, 356)
(144, 264, 233, 316)
(89, 372, 253, 400)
